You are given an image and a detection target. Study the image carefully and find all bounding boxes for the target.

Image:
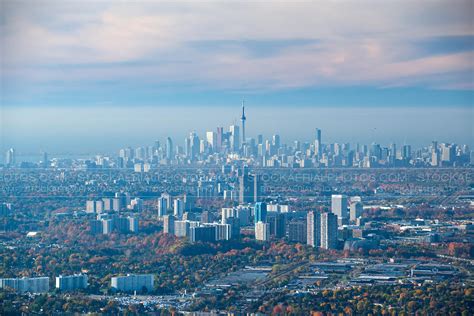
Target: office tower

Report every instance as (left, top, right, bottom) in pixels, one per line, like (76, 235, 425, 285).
(265, 139, 272, 156)
(307, 211, 321, 247)
(41, 151, 48, 168)
(334, 143, 341, 156)
(189, 131, 200, 159)
(163, 215, 175, 234)
(173, 199, 184, 218)
(153, 140, 160, 156)
(0, 277, 49, 293)
(272, 134, 280, 150)
(216, 127, 223, 151)
(321, 212, 338, 249)
(344, 150, 355, 167)
(56, 274, 88, 291)
(157, 197, 167, 217)
(288, 220, 307, 243)
(119, 148, 126, 159)
(431, 149, 440, 166)
(388, 143, 396, 164)
(440, 143, 455, 164)
(206, 131, 217, 151)
(294, 140, 301, 151)
(257, 143, 264, 157)
(255, 221, 270, 241)
(241, 100, 246, 145)
(125, 147, 134, 160)
(315, 128, 322, 156)
(266, 212, 286, 238)
(331, 194, 348, 220)
(190, 226, 216, 243)
(166, 137, 173, 160)
(134, 147, 145, 161)
(350, 201, 363, 222)
(254, 202, 267, 223)
(145, 146, 153, 160)
(370, 143, 382, 161)
(5, 148, 15, 166)
(230, 125, 240, 152)
(402, 145, 412, 160)
(184, 137, 191, 158)
(199, 139, 207, 154)
(111, 274, 154, 292)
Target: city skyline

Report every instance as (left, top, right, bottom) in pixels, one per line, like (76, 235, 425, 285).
(2, 104, 473, 157)
(3, 103, 471, 169)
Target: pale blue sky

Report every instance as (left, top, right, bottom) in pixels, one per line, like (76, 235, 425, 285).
(2, 105, 473, 156)
(0, 1, 473, 155)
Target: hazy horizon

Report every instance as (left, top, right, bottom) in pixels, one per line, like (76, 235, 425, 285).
(2, 104, 472, 159)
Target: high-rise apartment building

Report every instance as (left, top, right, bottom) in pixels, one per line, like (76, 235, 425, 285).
(255, 221, 270, 241)
(56, 274, 88, 291)
(163, 215, 175, 235)
(0, 277, 49, 293)
(111, 274, 154, 293)
(157, 197, 167, 217)
(321, 212, 338, 249)
(331, 194, 348, 220)
(307, 211, 321, 247)
(254, 202, 267, 223)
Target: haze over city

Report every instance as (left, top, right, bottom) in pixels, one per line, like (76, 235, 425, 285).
(1, 104, 473, 157)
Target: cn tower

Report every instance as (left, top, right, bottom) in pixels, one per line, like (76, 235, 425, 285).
(241, 99, 246, 145)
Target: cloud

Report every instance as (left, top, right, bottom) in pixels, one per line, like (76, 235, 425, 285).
(1, 0, 473, 100)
